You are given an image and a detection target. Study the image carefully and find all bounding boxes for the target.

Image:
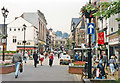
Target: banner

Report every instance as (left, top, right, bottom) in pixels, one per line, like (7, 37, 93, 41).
(98, 32, 104, 44)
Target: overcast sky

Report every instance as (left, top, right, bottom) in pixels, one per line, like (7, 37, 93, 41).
(0, 0, 89, 33)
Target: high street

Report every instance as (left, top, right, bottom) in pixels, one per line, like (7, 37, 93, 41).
(2, 56, 81, 81)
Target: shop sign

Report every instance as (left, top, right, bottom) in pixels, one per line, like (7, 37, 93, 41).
(98, 32, 104, 44)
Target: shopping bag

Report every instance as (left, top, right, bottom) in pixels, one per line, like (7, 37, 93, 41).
(20, 64, 23, 73)
(37, 60, 39, 64)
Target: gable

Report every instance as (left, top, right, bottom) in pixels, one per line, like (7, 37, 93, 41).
(7, 17, 33, 28)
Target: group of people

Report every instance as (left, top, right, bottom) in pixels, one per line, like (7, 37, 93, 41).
(95, 53, 119, 79)
(12, 50, 54, 78)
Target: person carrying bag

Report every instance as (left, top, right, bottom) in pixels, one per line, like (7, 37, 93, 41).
(33, 51, 38, 68)
(12, 50, 22, 78)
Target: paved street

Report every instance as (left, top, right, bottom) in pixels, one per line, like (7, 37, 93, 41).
(2, 56, 79, 81)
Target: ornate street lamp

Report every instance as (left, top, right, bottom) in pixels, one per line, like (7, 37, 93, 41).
(1, 6, 9, 61)
(23, 24, 27, 56)
(71, 22, 75, 61)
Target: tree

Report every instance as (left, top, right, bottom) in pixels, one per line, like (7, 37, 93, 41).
(62, 33, 69, 38)
(93, 1, 120, 21)
(55, 31, 62, 37)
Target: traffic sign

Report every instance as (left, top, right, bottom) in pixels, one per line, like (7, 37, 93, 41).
(87, 23, 95, 34)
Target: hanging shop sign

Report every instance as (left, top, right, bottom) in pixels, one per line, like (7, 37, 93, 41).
(98, 32, 104, 44)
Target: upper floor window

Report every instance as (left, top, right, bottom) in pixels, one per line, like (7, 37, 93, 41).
(10, 28, 11, 31)
(13, 36, 17, 43)
(18, 28, 20, 31)
(14, 29, 16, 31)
(111, 28, 113, 32)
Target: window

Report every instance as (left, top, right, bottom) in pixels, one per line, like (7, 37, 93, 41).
(111, 28, 113, 32)
(14, 29, 16, 31)
(10, 28, 11, 31)
(119, 24, 120, 29)
(18, 28, 20, 31)
(13, 36, 17, 43)
(22, 29, 23, 31)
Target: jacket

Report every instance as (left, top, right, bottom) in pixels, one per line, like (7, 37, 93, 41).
(12, 53, 22, 63)
(33, 53, 38, 60)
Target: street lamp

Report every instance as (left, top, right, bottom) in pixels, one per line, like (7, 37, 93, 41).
(23, 24, 27, 56)
(1, 6, 9, 61)
(72, 22, 75, 60)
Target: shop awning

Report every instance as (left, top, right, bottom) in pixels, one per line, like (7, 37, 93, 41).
(38, 40, 46, 45)
(17, 48, 36, 50)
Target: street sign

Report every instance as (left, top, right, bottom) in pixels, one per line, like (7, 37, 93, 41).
(87, 23, 95, 34)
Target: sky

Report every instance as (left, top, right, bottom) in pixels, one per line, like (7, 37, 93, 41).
(0, 0, 89, 33)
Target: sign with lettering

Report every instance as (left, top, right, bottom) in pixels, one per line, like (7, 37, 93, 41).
(98, 32, 104, 44)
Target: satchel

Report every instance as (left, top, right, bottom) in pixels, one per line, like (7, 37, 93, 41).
(37, 60, 39, 64)
(20, 64, 23, 73)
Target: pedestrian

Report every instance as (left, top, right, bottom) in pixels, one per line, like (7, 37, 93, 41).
(33, 51, 38, 68)
(39, 53, 44, 66)
(58, 51, 60, 59)
(93, 55, 96, 65)
(109, 56, 116, 76)
(103, 54, 108, 69)
(75, 52, 78, 61)
(24, 51, 28, 63)
(12, 50, 22, 78)
(99, 54, 103, 64)
(49, 52, 54, 67)
(96, 60, 105, 79)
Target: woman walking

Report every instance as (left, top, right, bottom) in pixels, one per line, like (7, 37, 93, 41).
(49, 52, 54, 67)
(109, 56, 116, 76)
(24, 51, 28, 63)
(39, 53, 44, 66)
(33, 51, 38, 68)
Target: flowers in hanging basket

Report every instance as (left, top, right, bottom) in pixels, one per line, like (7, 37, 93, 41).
(1, 34, 7, 39)
(80, 3, 98, 18)
(72, 41, 76, 44)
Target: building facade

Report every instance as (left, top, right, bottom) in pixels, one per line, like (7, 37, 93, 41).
(7, 17, 38, 53)
(21, 10, 47, 53)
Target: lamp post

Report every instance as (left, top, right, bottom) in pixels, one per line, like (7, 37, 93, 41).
(23, 24, 27, 56)
(88, 0, 92, 78)
(1, 6, 9, 61)
(72, 22, 75, 60)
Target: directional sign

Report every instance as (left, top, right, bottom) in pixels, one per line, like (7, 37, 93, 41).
(87, 23, 95, 34)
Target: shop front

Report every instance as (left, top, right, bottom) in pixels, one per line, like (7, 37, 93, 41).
(38, 40, 46, 53)
(17, 46, 37, 54)
(109, 32, 120, 61)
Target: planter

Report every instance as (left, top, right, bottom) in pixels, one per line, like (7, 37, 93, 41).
(68, 65, 85, 74)
(0, 64, 15, 74)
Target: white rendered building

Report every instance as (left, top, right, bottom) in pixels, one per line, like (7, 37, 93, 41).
(7, 17, 38, 53)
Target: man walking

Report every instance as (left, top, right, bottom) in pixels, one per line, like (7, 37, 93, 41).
(33, 51, 38, 68)
(103, 54, 108, 69)
(12, 50, 22, 78)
